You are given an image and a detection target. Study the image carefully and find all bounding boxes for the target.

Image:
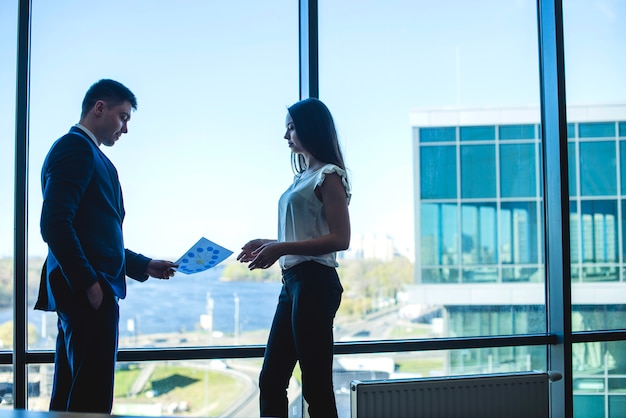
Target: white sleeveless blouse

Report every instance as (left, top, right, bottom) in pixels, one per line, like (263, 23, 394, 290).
(278, 164, 351, 270)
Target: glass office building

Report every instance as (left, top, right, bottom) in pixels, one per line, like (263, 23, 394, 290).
(411, 104, 626, 414)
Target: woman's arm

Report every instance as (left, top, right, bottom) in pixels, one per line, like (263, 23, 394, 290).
(247, 172, 350, 270)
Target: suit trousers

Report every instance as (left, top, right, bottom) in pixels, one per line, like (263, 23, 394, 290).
(259, 261, 343, 418)
(49, 289, 119, 413)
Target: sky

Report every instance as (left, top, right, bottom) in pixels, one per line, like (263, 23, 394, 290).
(1, 0, 625, 261)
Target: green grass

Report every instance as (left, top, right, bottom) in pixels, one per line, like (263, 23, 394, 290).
(395, 357, 445, 377)
(389, 323, 431, 339)
(114, 364, 246, 416)
(114, 365, 143, 397)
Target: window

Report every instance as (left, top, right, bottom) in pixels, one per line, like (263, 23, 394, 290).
(499, 124, 536, 140)
(461, 144, 497, 199)
(564, 1, 626, 414)
(0, 0, 17, 356)
(500, 143, 537, 198)
(579, 142, 617, 196)
(579, 122, 616, 139)
(419, 127, 456, 143)
(28, 0, 298, 353)
(460, 126, 496, 141)
(5, 0, 626, 416)
(420, 146, 457, 199)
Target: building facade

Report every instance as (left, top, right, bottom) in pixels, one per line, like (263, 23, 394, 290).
(411, 104, 626, 416)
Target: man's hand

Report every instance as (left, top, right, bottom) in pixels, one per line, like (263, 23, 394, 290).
(86, 281, 104, 310)
(147, 260, 178, 279)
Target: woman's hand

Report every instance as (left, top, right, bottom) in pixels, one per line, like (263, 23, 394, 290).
(237, 239, 275, 263)
(247, 241, 284, 270)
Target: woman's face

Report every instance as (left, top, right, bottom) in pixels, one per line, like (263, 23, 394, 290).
(284, 113, 305, 154)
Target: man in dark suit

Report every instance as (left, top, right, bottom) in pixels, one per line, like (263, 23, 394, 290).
(36, 79, 177, 413)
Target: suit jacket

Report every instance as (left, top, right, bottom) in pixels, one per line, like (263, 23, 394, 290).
(36, 126, 150, 312)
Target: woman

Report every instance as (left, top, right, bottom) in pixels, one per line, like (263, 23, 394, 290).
(237, 97, 351, 418)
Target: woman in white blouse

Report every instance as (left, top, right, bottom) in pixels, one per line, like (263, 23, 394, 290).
(238, 98, 351, 418)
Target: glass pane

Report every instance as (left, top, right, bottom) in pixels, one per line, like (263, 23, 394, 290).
(579, 122, 616, 139)
(619, 142, 626, 195)
(0, 1, 17, 354)
(28, 348, 547, 416)
(0, 366, 15, 409)
(499, 124, 536, 140)
(461, 203, 497, 266)
(579, 142, 617, 196)
(420, 146, 457, 199)
(564, 0, 626, 333)
(420, 203, 458, 266)
(460, 125, 496, 141)
(500, 143, 537, 198)
(28, 0, 298, 350)
(571, 201, 581, 266)
(419, 127, 456, 143)
(461, 144, 496, 199)
(320, 0, 543, 339)
(29, 359, 263, 415)
(569, 142, 578, 196)
(573, 341, 626, 418)
(500, 202, 540, 265)
(568, 123, 576, 139)
(336, 346, 546, 416)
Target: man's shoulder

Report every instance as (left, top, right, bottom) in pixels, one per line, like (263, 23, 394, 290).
(44, 130, 97, 168)
(50, 129, 95, 152)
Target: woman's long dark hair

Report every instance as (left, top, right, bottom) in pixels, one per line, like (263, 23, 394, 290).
(287, 98, 346, 175)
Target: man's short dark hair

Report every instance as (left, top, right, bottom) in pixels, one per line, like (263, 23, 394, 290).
(81, 79, 137, 117)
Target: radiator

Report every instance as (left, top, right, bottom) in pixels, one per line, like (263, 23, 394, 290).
(350, 371, 560, 418)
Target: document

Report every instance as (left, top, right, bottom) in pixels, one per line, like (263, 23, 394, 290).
(174, 237, 233, 274)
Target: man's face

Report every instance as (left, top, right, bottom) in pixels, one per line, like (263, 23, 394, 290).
(96, 100, 132, 147)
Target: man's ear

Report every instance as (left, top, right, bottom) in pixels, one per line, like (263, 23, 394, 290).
(93, 100, 106, 116)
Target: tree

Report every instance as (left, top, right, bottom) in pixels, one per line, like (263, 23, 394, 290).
(0, 321, 39, 348)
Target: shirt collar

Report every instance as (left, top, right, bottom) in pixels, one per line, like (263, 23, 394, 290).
(74, 123, 99, 146)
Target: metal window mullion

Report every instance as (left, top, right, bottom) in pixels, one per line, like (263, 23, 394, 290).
(298, 0, 318, 99)
(14, 0, 32, 410)
(537, 0, 573, 417)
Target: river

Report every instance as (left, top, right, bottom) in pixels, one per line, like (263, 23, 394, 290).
(1, 267, 283, 347)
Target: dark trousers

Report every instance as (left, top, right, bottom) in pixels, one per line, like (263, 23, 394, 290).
(259, 261, 343, 418)
(49, 291, 119, 413)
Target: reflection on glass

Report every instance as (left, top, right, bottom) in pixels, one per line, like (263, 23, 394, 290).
(572, 306, 626, 333)
(573, 341, 626, 418)
(580, 142, 617, 196)
(461, 203, 497, 265)
(420, 146, 457, 199)
(500, 143, 536, 198)
(448, 306, 545, 338)
(499, 124, 536, 141)
(0, 366, 14, 409)
(421, 203, 458, 266)
(500, 202, 539, 265)
(569, 142, 578, 196)
(460, 126, 496, 142)
(461, 145, 496, 198)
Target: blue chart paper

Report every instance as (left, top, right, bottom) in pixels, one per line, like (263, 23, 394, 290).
(175, 237, 233, 274)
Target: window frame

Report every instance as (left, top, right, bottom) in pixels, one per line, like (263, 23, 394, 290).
(8, 0, 626, 416)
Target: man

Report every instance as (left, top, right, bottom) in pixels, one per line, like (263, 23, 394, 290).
(36, 79, 177, 413)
